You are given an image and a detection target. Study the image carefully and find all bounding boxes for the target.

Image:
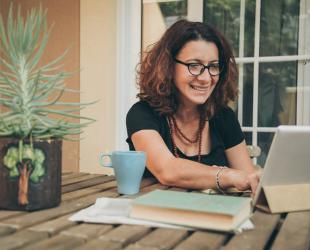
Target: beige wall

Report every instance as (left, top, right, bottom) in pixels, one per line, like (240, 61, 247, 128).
(0, 0, 80, 173)
(80, 0, 117, 175)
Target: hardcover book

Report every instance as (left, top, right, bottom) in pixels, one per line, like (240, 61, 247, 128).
(130, 189, 252, 232)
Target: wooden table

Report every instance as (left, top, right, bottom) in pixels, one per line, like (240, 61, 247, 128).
(0, 172, 309, 250)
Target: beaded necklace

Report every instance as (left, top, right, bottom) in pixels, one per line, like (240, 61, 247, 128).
(168, 115, 206, 163)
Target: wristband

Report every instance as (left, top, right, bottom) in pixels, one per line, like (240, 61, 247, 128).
(216, 166, 227, 194)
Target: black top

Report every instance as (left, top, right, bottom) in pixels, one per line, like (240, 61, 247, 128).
(126, 101, 244, 177)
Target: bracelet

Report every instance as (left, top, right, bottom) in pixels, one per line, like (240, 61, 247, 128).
(216, 166, 227, 194)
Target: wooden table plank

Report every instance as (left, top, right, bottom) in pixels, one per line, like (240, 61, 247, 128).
(61, 172, 89, 181)
(271, 211, 310, 250)
(174, 231, 227, 250)
(125, 244, 159, 250)
(62, 174, 102, 186)
(73, 238, 122, 250)
(62, 176, 115, 193)
(20, 235, 85, 250)
(0, 230, 48, 250)
(222, 211, 281, 250)
(87, 180, 119, 190)
(88, 179, 121, 190)
(62, 180, 117, 202)
(21, 224, 114, 250)
(27, 213, 77, 236)
(131, 228, 189, 250)
(60, 223, 113, 240)
(0, 211, 25, 221)
(99, 225, 152, 247)
(0, 227, 16, 237)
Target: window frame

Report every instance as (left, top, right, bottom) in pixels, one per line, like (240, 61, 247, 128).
(115, 0, 142, 150)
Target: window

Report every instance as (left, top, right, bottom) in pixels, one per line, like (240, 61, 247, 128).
(203, 0, 310, 165)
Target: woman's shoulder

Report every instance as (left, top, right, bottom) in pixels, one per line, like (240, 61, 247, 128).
(129, 100, 152, 111)
(128, 100, 156, 116)
(126, 100, 166, 136)
(127, 100, 162, 121)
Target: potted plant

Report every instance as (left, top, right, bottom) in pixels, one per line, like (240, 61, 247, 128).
(0, 5, 95, 210)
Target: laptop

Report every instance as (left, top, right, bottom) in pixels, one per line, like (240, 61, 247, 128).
(252, 125, 310, 213)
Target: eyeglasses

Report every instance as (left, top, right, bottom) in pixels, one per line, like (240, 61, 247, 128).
(174, 58, 223, 76)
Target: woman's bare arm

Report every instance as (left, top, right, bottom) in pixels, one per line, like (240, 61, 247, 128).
(131, 130, 254, 191)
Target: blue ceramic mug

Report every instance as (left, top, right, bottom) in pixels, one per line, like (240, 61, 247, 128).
(99, 151, 146, 195)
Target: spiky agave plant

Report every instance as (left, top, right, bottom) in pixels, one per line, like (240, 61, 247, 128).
(0, 5, 95, 205)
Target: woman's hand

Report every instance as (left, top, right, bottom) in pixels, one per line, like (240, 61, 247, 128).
(226, 168, 261, 197)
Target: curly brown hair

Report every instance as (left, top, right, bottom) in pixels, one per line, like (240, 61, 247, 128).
(137, 19, 238, 118)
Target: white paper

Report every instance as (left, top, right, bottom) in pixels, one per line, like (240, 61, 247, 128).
(69, 197, 254, 232)
(69, 197, 189, 229)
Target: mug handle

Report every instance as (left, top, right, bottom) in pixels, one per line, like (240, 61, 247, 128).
(99, 152, 112, 167)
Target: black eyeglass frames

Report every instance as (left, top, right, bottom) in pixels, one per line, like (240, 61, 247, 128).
(174, 58, 223, 76)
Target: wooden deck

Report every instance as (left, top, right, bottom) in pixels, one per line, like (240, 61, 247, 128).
(0, 173, 309, 250)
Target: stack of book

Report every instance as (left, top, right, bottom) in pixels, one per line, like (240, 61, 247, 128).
(130, 189, 252, 232)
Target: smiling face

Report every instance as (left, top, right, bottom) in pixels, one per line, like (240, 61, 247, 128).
(173, 40, 220, 109)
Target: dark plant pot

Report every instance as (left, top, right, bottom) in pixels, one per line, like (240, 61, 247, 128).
(0, 138, 62, 211)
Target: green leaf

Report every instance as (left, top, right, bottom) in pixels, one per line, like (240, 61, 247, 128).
(34, 108, 96, 121)
(27, 26, 50, 71)
(9, 166, 19, 177)
(0, 58, 19, 75)
(0, 70, 21, 93)
(3, 147, 19, 169)
(22, 144, 35, 160)
(32, 48, 69, 73)
(0, 15, 9, 54)
(0, 88, 16, 97)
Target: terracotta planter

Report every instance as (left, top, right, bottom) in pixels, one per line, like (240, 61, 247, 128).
(0, 138, 62, 211)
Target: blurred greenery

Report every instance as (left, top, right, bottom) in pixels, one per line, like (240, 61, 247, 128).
(158, 0, 187, 17)
(260, 0, 300, 56)
(158, 0, 188, 28)
(203, 0, 255, 57)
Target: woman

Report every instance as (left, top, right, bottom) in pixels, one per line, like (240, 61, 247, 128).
(126, 20, 260, 195)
